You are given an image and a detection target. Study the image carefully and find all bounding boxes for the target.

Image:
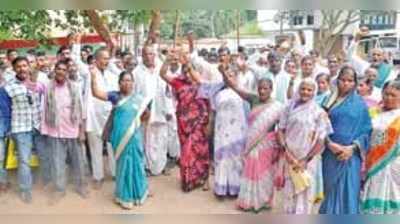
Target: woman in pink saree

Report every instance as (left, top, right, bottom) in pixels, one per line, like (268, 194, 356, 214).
(220, 67, 284, 212)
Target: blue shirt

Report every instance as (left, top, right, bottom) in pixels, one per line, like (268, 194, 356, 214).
(0, 87, 11, 137)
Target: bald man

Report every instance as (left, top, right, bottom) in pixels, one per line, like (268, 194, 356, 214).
(71, 41, 118, 190)
(133, 45, 180, 176)
(347, 35, 393, 88)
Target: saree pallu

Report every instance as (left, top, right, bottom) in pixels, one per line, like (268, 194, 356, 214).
(170, 76, 210, 192)
(110, 94, 150, 206)
(361, 113, 400, 214)
(319, 91, 372, 214)
(237, 101, 284, 212)
(374, 63, 392, 89)
(279, 99, 333, 214)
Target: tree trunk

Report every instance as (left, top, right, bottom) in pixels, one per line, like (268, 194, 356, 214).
(146, 10, 161, 45)
(133, 21, 140, 57)
(84, 10, 113, 46)
(173, 10, 180, 47)
(210, 11, 216, 38)
(236, 10, 240, 49)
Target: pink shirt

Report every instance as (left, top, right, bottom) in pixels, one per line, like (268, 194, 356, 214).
(41, 82, 80, 139)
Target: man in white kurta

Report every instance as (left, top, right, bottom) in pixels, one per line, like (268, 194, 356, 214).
(133, 46, 179, 175)
(71, 43, 118, 188)
(256, 52, 291, 104)
(165, 58, 181, 160)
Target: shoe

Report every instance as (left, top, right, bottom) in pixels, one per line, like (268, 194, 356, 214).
(93, 180, 104, 190)
(76, 187, 90, 199)
(19, 191, 33, 204)
(162, 168, 171, 176)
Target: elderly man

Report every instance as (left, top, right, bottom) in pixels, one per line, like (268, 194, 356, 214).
(133, 45, 180, 176)
(347, 29, 394, 88)
(71, 36, 118, 189)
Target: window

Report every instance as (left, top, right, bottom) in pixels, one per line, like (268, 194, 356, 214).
(293, 15, 304, 25)
(360, 10, 397, 30)
(307, 15, 314, 25)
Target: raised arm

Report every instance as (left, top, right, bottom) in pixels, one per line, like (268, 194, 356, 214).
(89, 66, 108, 101)
(346, 30, 371, 75)
(186, 63, 203, 85)
(220, 65, 254, 102)
(70, 34, 90, 75)
(160, 60, 175, 84)
(187, 33, 222, 82)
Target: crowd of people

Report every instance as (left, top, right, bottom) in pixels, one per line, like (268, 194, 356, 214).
(0, 28, 400, 214)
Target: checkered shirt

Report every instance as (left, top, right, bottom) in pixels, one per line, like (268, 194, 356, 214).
(4, 80, 42, 133)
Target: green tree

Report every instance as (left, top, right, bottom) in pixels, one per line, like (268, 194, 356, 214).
(159, 10, 257, 40)
(0, 10, 52, 40)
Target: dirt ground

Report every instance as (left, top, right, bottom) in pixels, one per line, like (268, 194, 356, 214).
(0, 167, 257, 214)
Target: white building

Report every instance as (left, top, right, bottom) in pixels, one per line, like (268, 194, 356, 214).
(257, 10, 317, 52)
(257, 10, 400, 55)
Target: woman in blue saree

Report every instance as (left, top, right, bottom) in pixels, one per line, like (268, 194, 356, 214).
(320, 65, 372, 214)
(91, 69, 151, 210)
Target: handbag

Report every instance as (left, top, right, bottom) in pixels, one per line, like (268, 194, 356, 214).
(4, 137, 39, 170)
(288, 165, 311, 196)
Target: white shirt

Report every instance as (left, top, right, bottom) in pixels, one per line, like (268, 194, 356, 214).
(132, 62, 170, 124)
(71, 44, 119, 134)
(164, 68, 180, 115)
(347, 40, 371, 76)
(371, 87, 382, 103)
(274, 71, 292, 104)
(3, 67, 15, 84)
(87, 67, 119, 134)
(237, 69, 257, 94)
(265, 70, 291, 104)
(36, 70, 50, 86)
(190, 53, 223, 83)
(248, 63, 269, 80)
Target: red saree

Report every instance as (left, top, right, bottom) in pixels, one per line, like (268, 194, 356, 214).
(170, 76, 210, 192)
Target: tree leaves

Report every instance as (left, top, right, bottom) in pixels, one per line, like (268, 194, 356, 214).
(0, 10, 257, 43)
